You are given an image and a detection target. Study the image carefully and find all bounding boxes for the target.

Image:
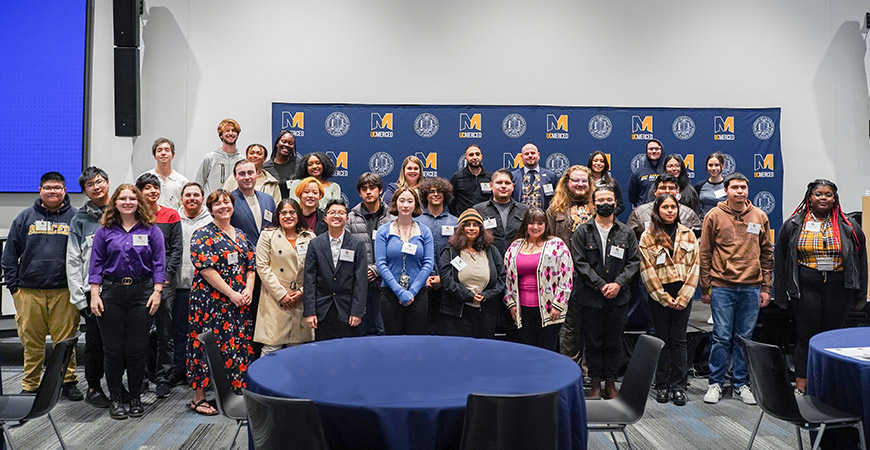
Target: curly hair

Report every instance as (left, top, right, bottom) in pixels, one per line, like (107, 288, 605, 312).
(449, 220, 493, 252)
(549, 165, 593, 215)
(295, 152, 336, 180)
(419, 177, 453, 209)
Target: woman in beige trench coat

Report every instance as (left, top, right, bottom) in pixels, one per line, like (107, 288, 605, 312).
(255, 198, 316, 354)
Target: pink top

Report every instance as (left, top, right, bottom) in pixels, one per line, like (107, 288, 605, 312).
(516, 252, 541, 308)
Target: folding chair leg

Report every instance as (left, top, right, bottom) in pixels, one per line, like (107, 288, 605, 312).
(856, 420, 866, 450)
(3, 424, 16, 450)
(622, 428, 634, 450)
(228, 419, 245, 449)
(795, 425, 803, 450)
(609, 431, 620, 449)
(746, 410, 764, 450)
(47, 412, 68, 450)
(810, 423, 826, 450)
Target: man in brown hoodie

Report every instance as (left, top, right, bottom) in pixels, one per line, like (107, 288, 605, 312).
(699, 172, 773, 406)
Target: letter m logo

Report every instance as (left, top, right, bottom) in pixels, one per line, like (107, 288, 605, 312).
(631, 115, 652, 133)
(326, 151, 348, 169)
(460, 113, 481, 131)
(282, 112, 304, 129)
(546, 114, 568, 132)
(371, 113, 393, 130)
(503, 153, 523, 169)
(415, 152, 437, 169)
(754, 154, 773, 171)
(714, 116, 734, 133)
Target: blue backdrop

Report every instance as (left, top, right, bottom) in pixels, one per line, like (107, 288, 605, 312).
(271, 104, 782, 229)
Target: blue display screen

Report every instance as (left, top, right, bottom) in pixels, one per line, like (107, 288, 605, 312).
(0, 1, 90, 193)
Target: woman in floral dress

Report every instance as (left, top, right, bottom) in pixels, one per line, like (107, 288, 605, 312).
(186, 189, 256, 416)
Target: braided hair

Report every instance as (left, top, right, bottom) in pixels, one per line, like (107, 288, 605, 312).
(792, 179, 859, 251)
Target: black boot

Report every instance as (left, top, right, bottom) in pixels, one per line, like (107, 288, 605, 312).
(109, 394, 128, 420)
(129, 396, 145, 418)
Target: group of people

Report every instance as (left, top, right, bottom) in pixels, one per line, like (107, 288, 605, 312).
(2, 118, 864, 423)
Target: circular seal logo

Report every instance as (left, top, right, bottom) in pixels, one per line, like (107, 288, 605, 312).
(545, 153, 570, 178)
(722, 153, 737, 176)
(340, 192, 350, 205)
(414, 113, 439, 138)
(672, 116, 696, 140)
(502, 113, 527, 138)
(588, 115, 612, 140)
(457, 155, 467, 171)
(324, 112, 350, 137)
(753, 191, 776, 215)
(753, 116, 775, 140)
(630, 153, 646, 172)
(368, 152, 394, 177)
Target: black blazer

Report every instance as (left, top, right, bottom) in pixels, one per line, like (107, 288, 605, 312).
(438, 245, 506, 317)
(302, 231, 368, 323)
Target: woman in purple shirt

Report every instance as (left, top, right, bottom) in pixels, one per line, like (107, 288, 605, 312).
(89, 184, 166, 420)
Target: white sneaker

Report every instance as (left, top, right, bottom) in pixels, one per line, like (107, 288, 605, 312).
(734, 385, 757, 405)
(703, 383, 723, 404)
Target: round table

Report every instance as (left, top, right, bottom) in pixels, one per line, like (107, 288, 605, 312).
(246, 336, 587, 450)
(807, 327, 870, 449)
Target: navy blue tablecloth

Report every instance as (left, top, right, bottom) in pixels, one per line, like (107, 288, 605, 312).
(246, 336, 587, 450)
(808, 327, 870, 449)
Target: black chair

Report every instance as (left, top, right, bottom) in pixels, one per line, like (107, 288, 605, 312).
(242, 389, 330, 450)
(0, 335, 78, 450)
(197, 330, 247, 449)
(458, 391, 560, 450)
(586, 334, 664, 450)
(741, 337, 867, 450)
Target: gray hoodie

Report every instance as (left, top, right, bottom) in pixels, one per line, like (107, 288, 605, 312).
(194, 148, 244, 194)
(65, 200, 107, 310)
(175, 206, 213, 289)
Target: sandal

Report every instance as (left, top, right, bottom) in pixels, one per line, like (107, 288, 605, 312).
(189, 399, 218, 416)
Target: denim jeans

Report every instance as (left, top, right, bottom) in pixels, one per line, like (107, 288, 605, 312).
(708, 285, 761, 388)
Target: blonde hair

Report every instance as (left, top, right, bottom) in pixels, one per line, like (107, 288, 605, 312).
(549, 165, 594, 215)
(294, 176, 324, 199)
(397, 155, 424, 188)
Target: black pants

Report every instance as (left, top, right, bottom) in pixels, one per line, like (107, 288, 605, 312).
(381, 288, 429, 335)
(315, 303, 361, 341)
(441, 307, 498, 339)
(97, 280, 153, 398)
(648, 299, 692, 389)
(172, 288, 190, 377)
(559, 293, 583, 360)
(516, 306, 560, 352)
(250, 276, 263, 358)
(792, 267, 850, 378)
(581, 303, 629, 378)
(83, 292, 105, 390)
(148, 284, 175, 384)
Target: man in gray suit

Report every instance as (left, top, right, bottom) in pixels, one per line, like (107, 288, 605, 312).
(303, 199, 368, 341)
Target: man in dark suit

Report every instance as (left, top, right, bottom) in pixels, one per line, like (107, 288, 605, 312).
(510, 143, 557, 210)
(229, 159, 275, 246)
(474, 169, 530, 257)
(304, 199, 368, 341)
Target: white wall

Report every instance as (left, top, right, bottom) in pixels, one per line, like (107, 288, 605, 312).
(2, 0, 868, 227)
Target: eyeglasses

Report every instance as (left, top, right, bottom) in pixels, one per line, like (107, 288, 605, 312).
(569, 178, 589, 185)
(278, 210, 297, 216)
(648, 147, 662, 151)
(812, 192, 835, 199)
(84, 178, 107, 189)
(40, 185, 65, 192)
(325, 211, 347, 217)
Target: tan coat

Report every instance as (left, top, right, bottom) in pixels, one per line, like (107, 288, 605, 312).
(254, 228, 316, 345)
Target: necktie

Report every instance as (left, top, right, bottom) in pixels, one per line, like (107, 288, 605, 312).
(522, 169, 542, 208)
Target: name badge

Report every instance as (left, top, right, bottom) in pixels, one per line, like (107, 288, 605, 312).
(480, 182, 492, 193)
(35, 220, 49, 232)
(483, 218, 497, 229)
(714, 188, 727, 199)
(441, 225, 454, 236)
(804, 221, 821, 233)
(655, 252, 667, 266)
(227, 252, 239, 265)
(609, 245, 625, 259)
(85, 235, 94, 246)
(339, 249, 355, 262)
(286, 180, 294, 189)
(543, 253, 556, 266)
(296, 242, 308, 256)
(401, 242, 418, 255)
(263, 210, 273, 223)
(168, 195, 177, 206)
(451, 256, 467, 271)
(542, 183, 554, 196)
(643, 221, 651, 230)
(132, 234, 149, 246)
(747, 222, 762, 235)
(817, 257, 834, 271)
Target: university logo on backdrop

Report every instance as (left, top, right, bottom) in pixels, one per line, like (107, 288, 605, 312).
(682, 154, 695, 179)
(714, 116, 735, 141)
(325, 112, 350, 137)
(370, 113, 394, 138)
(588, 115, 612, 139)
(545, 153, 570, 177)
(414, 113, 438, 138)
(502, 113, 527, 138)
(752, 116, 775, 140)
(326, 151, 349, 177)
(415, 152, 438, 177)
(546, 114, 569, 140)
(754, 154, 774, 178)
(631, 115, 653, 140)
(459, 113, 482, 138)
(369, 152, 394, 177)
(672, 116, 695, 140)
(281, 111, 305, 136)
(503, 153, 523, 169)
